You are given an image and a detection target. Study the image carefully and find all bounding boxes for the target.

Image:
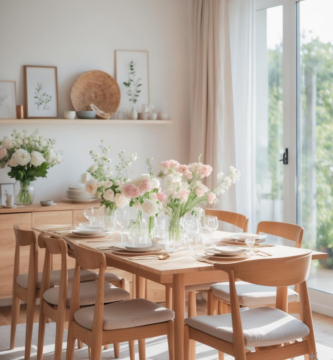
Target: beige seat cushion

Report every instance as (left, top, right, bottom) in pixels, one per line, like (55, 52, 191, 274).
(43, 281, 130, 307)
(185, 306, 309, 348)
(16, 268, 97, 289)
(104, 272, 122, 283)
(210, 281, 299, 306)
(74, 298, 174, 331)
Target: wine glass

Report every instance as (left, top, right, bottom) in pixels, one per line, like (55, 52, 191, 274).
(205, 215, 218, 242)
(84, 207, 102, 227)
(184, 217, 201, 255)
(245, 236, 256, 256)
(115, 207, 130, 244)
(155, 216, 169, 244)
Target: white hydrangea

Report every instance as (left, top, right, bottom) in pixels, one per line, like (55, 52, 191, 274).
(151, 177, 160, 189)
(12, 149, 31, 166)
(30, 151, 45, 167)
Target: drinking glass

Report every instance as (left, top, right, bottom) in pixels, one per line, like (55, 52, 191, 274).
(184, 217, 201, 255)
(84, 207, 100, 222)
(116, 207, 130, 244)
(245, 236, 256, 256)
(131, 220, 149, 247)
(155, 216, 169, 243)
(205, 215, 218, 242)
(201, 227, 213, 250)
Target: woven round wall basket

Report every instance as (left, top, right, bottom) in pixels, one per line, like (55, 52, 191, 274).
(70, 70, 121, 116)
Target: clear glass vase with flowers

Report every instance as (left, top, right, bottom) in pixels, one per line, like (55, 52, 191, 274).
(160, 157, 240, 251)
(81, 141, 137, 230)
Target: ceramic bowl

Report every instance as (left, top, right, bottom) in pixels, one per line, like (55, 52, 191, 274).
(76, 111, 96, 119)
(40, 200, 55, 206)
(64, 111, 76, 119)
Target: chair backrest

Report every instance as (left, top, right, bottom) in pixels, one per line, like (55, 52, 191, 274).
(205, 209, 249, 232)
(38, 233, 68, 308)
(69, 244, 106, 334)
(13, 225, 38, 292)
(214, 252, 313, 356)
(214, 252, 312, 287)
(257, 221, 303, 248)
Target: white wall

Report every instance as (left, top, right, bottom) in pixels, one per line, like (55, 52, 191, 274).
(0, 0, 191, 202)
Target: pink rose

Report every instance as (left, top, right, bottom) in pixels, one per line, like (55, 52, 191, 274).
(0, 147, 7, 160)
(122, 183, 141, 198)
(139, 178, 152, 194)
(176, 189, 190, 203)
(208, 192, 216, 204)
(193, 181, 209, 197)
(157, 191, 166, 202)
(161, 159, 180, 174)
(177, 164, 193, 179)
(202, 165, 213, 178)
(115, 193, 130, 208)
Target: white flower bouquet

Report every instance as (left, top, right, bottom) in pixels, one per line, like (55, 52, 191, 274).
(160, 157, 240, 242)
(81, 141, 137, 216)
(121, 159, 166, 237)
(0, 129, 62, 204)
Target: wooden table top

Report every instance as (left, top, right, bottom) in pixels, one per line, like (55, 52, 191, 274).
(33, 225, 328, 278)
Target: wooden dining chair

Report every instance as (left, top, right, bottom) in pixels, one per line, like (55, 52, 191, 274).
(165, 209, 249, 316)
(10, 225, 104, 359)
(37, 234, 131, 360)
(208, 221, 304, 317)
(66, 243, 175, 360)
(185, 252, 316, 360)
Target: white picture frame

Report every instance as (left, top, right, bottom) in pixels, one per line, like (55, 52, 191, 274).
(0, 81, 16, 119)
(0, 183, 15, 207)
(24, 66, 59, 119)
(115, 50, 150, 112)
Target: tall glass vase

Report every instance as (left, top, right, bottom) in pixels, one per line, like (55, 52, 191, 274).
(104, 206, 116, 231)
(15, 180, 35, 205)
(166, 214, 183, 252)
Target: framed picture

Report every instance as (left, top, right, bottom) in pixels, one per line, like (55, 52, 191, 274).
(24, 65, 59, 119)
(0, 183, 15, 207)
(115, 50, 150, 111)
(0, 81, 16, 119)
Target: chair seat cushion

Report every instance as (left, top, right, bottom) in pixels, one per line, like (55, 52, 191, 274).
(43, 281, 130, 307)
(104, 272, 122, 283)
(74, 298, 175, 331)
(210, 281, 299, 306)
(185, 306, 309, 347)
(16, 268, 97, 289)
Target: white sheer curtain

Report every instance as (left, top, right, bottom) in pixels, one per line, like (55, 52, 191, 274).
(191, 0, 236, 211)
(228, 0, 256, 230)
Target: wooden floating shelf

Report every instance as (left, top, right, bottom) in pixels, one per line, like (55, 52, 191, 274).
(0, 119, 174, 125)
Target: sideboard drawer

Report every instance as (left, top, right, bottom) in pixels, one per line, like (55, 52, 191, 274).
(0, 213, 31, 299)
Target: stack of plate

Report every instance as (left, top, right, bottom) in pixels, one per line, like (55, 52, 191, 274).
(204, 245, 249, 260)
(70, 225, 108, 238)
(111, 244, 164, 256)
(66, 186, 98, 204)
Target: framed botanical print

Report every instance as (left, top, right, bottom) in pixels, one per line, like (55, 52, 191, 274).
(0, 183, 15, 207)
(115, 50, 150, 111)
(0, 81, 16, 119)
(24, 65, 59, 119)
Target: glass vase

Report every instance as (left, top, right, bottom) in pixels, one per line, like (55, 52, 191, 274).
(166, 215, 184, 252)
(104, 206, 116, 231)
(15, 180, 35, 205)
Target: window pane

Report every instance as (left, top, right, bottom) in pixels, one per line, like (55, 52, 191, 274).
(298, 0, 333, 294)
(255, 6, 284, 223)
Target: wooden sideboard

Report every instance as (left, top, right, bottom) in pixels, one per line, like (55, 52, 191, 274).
(0, 203, 165, 304)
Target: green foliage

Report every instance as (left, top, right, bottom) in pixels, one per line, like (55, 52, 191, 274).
(8, 162, 48, 182)
(123, 61, 142, 104)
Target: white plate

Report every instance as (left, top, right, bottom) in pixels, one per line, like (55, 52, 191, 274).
(1, 205, 17, 208)
(212, 245, 248, 255)
(73, 229, 107, 236)
(231, 234, 267, 242)
(124, 245, 160, 252)
(76, 226, 106, 232)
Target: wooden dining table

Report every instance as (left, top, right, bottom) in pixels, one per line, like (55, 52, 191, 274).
(33, 225, 327, 360)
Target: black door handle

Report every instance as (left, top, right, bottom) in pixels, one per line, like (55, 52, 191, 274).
(279, 148, 288, 165)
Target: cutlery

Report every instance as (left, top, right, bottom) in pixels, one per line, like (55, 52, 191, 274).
(128, 254, 170, 261)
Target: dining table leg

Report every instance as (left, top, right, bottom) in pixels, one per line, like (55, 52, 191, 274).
(136, 275, 146, 360)
(173, 274, 185, 360)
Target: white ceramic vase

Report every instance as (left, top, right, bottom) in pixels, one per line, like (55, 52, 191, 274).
(129, 107, 138, 120)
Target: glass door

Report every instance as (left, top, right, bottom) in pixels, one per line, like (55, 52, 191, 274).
(255, 3, 286, 225)
(297, 0, 333, 296)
